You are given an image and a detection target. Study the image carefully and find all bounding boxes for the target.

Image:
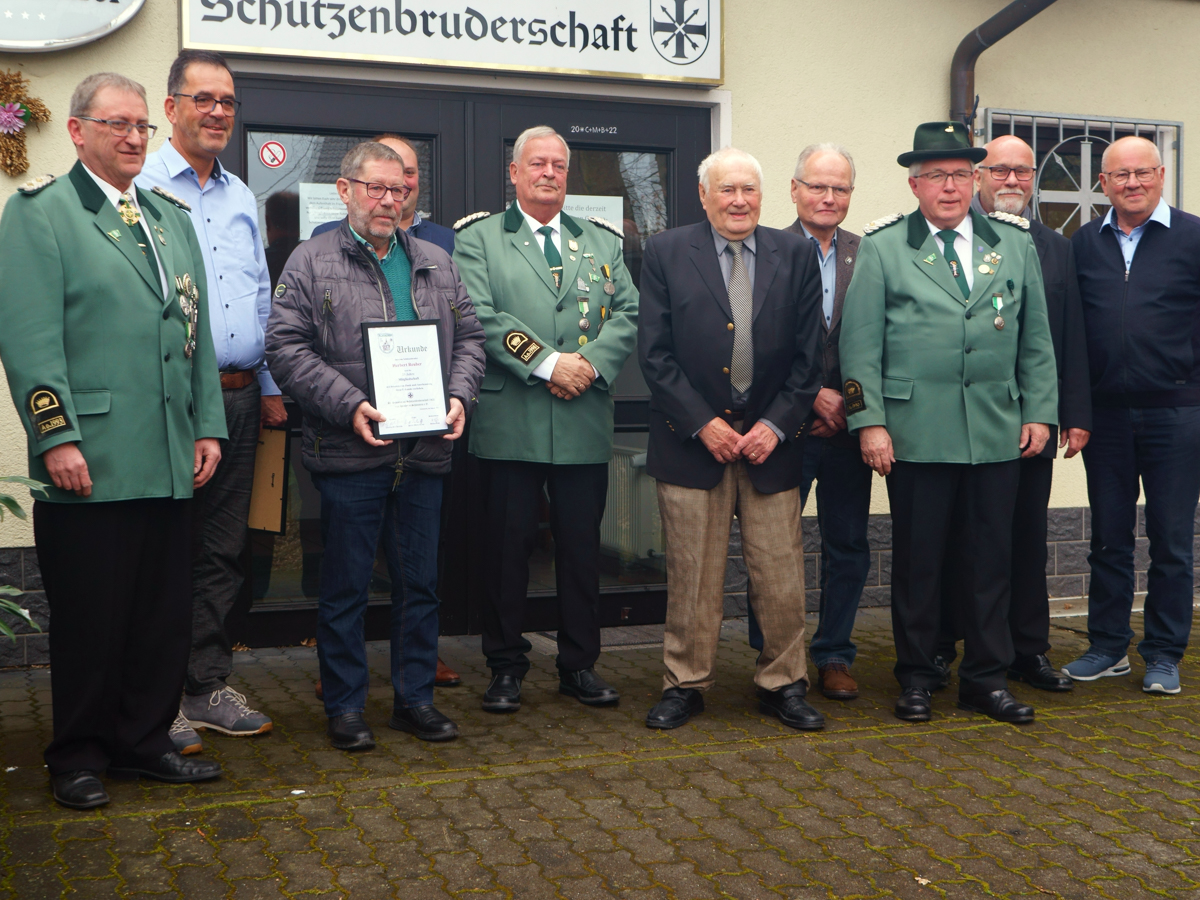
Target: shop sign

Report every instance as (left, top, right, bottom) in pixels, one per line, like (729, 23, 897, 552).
(0, 0, 146, 52)
(182, 0, 722, 85)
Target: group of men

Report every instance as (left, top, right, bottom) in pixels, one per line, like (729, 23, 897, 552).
(1, 51, 1197, 812)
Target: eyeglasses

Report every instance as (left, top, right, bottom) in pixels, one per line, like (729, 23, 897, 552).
(1102, 167, 1161, 186)
(346, 178, 412, 201)
(172, 93, 241, 115)
(796, 179, 853, 198)
(915, 170, 974, 185)
(76, 116, 158, 139)
(979, 165, 1036, 182)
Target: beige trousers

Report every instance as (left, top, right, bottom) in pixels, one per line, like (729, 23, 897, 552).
(657, 460, 808, 692)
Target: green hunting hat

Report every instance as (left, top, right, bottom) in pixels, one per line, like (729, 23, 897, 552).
(897, 121, 987, 167)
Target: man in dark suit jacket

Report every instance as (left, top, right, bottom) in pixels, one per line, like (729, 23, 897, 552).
(638, 147, 825, 731)
(745, 144, 871, 703)
(937, 135, 1092, 691)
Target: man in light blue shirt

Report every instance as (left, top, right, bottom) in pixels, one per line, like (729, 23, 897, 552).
(1099, 193, 1172, 271)
(138, 50, 284, 750)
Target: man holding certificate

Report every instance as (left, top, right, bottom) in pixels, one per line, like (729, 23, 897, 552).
(266, 142, 485, 751)
(453, 126, 639, 714)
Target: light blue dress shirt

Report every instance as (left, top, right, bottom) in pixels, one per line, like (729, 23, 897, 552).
(799, 224, 838, 326)
(138, 140, 279, 395)
(1100, 196, 1172, 272)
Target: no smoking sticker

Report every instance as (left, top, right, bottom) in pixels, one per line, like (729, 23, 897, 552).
(259, 141, 287, 168)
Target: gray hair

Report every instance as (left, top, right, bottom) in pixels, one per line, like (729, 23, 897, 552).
(698, 147, 764, 192)
(69, 73, 147, 118)
(339, 141, 403, 180)
(1101, 135, 1162, 171)
(794, 143, 856, 186)
(512, 126, 570, 169)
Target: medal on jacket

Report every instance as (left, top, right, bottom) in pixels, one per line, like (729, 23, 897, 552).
(578, 298, 590, 332)
(601, 263, 615, 295)
(175, 273, 200, 358)
(992, 294, 1005, 331)
(550, 265, 562, 289)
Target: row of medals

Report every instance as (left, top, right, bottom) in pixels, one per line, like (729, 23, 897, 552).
(552, 240, 615, 347)
(950, 251, 1007, 331)
(120, 200, 200, 358)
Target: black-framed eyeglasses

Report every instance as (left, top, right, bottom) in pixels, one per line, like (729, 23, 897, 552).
(76, 116, 158, 139)
(979, 165, 1036, 182)
(796, 179, 853, 198)
(172, 93, 241, 115)
(346, 178, 412, 201)
(915, 170, 974, 185)
(1102, 167, 1161, 186)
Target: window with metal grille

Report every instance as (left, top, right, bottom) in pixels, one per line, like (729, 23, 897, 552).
(984, 109, 1182, 237)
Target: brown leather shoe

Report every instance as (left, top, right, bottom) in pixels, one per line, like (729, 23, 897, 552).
(817, 662, 859, 700)
(314, 680, 323, 700)
(435, 657, 461, 687)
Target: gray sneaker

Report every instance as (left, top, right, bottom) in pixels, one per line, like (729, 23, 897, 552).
(169, 710, 203, 755)
(182, 687, 273, 737)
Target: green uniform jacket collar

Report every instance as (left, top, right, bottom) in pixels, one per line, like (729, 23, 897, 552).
(502, 200, 583, 237)
(905, 206, 1000, 250)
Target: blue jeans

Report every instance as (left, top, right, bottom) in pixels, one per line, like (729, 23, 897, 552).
(312, 466, 443, 716)
(1083, 406, 1200, 663)
(748, 436, 873, 667)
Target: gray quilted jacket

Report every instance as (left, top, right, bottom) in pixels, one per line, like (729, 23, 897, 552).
(266, 222, 485, 476)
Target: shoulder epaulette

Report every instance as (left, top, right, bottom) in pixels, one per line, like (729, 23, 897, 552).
(988, 210, 1030, 231)
(16, 174, 55, 195)
(453, 211, 492, 232)
(151, 185, 192, 212)
(862, 212, 904, 235)
(587, 216, 624, 239)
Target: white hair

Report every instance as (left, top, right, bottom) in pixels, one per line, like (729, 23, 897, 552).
(794, 143, 856, 186)
(512, 125, 570, 169)
(908, 162, 924, 179)
(698, 147, 764, 192)
(1100, 135, 1161, 171)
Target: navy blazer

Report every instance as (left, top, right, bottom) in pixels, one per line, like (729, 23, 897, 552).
(638, 220, 824, 493)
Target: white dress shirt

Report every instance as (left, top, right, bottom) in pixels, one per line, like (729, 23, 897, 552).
(925, 213, 975, 291)
(83, 163, 168, 298)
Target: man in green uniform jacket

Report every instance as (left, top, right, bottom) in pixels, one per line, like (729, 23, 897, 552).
(839, 122, 1058, 726)
(453, 126, 638, 713)
(0, 73, 226, 809)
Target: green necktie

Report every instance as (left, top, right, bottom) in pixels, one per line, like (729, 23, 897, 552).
(537, 225, 563, 288)
(937, 229, 970, 300)
(120, 192, 153, 258)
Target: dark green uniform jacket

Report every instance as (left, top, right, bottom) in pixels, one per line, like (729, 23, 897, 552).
(453, 203, 638, 464)
(839, 209, 1058, 464)
(0, 161, 226, 503)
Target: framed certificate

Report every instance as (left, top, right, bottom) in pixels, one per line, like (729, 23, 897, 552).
(248, 426, 290, 534)
(361, 320, 450, 440)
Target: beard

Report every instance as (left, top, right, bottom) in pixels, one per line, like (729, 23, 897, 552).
(992, 190, 1028, 215)
(349, 207, 400, 240)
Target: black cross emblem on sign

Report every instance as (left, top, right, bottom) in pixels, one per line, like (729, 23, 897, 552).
(653, 0, 707, 60)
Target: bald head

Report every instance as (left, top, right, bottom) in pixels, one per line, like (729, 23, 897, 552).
(973, 134, 1037, 215)
(1102, 135, 1161, 172)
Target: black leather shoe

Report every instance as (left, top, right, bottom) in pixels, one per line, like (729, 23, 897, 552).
(326, 712, 376, 751)
(482, 673, 522, 713)
(559, 668, 620, 706)
(390, 705, 458, 741)
(957, 688, 1035, 723)
(108, 752, 222, 783)
(646, 687, 704, 729)
(51, 771, 109, 809)
(757, 681, 825, 731)
(1008, 654, 1073, 692)
(895, 686, 933, 722)
(932, 655, 953, 691)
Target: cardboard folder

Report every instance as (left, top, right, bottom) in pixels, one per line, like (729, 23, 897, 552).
(248, 427, 290, 534)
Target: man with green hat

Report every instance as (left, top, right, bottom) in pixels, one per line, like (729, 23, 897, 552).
(839, 121, 1059, 724)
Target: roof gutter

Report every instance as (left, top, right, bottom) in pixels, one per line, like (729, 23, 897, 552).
(950, 0, 1060, 140)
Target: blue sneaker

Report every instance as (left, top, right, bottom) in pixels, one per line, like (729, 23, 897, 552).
(1061, 650, 1131, 681)
(1143, 659, 1181, 694)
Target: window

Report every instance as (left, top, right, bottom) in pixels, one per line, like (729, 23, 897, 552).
(985, 109, 1182, 237)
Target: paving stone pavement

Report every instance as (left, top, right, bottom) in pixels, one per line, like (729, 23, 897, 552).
(3, 609, 1200, 899)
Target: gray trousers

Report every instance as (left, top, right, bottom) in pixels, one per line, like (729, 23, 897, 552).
(187, 381, 261, 696)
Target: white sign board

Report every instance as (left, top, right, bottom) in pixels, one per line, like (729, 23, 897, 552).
(0, 0, 146, 52)
(182, 0, 722, 85)
(563, 195, 624, 229)
(298, 183, 344, 239)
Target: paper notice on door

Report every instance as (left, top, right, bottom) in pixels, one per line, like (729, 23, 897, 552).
(299, 182, 345, 239)
(563, 195, 625, 232)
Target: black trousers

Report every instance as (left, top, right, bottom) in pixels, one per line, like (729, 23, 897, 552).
(886, 460, 1020, 693)
(478, 458, 607, 677)
(34, 498, 192, 775)
(938, 456, 1054, 662)
(189, 381, 260, 695)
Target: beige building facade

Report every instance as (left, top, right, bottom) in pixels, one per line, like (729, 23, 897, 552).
(0, 0, 1187, 642)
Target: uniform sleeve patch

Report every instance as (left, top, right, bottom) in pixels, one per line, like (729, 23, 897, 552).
(504, 330, 544, 364)
(274, 283, 287, 298)
(843, 380, 866, 414)
(27, 386, 72, 441)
